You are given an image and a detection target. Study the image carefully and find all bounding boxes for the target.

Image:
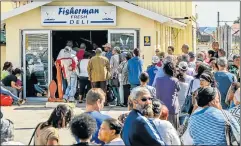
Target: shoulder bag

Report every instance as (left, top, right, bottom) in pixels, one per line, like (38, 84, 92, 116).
(181, 79, 194, 113)
(28, 123, 41, 146)
(110, 54, 122, 87)
(221, 110, 240, 146)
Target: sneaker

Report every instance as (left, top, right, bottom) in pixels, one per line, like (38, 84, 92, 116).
(17, 100, 21, 106)
(109, 103, 117, 107)
(21, 99, 26, 105)
(17, 99, 26, 106)
(104, 102, 110, 106)
(120, 104, 127, 107)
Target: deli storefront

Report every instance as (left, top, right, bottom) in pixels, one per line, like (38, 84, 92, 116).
(2, 1, 189, 97)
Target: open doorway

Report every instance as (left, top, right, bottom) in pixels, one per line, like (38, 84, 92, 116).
(51, 30, 108, 87)
(52, 30, 108, 60)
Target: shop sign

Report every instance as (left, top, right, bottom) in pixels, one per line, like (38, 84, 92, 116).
(144, 36, 151, 46)
(41, 6, 116, 26)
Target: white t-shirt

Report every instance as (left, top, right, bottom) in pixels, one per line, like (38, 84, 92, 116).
(186, 67, 195, 77)
(78, 59, 90, 77)
(184, 75, 194, 85)
(152, 118, 181, 145)
(178, 82, 189, 107)
(190, 78, 200, 93)
(57, 47, 76, 59)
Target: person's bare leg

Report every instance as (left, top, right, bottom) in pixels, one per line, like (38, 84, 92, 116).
(79, 95, 83, 103)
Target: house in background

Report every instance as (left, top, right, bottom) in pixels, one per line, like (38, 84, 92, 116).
(196, 27, 216, 52)
(231, 23, 240, 53)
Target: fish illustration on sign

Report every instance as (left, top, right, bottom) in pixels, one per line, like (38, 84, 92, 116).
(102, 9, 115, 20)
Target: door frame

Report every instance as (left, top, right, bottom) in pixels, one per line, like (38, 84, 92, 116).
(108, 29, 137, 49)
(21, 30, 52, 98)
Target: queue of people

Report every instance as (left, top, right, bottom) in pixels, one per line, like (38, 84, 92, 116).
(1, 41, 240, 145)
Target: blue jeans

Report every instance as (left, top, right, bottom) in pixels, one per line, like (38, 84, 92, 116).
(63, 74, 77, 102)
(34, 84, 45, 94)
(0, 86, 19, 101)
(113, 87, 120, 104)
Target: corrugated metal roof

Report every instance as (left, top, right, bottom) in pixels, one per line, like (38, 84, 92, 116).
(199, 27, 216, 35)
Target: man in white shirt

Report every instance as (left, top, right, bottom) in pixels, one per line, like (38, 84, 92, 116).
(57, 41, 76, 59)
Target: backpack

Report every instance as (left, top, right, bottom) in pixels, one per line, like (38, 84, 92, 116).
(0, 94, 13, 106)
(106, 85, 116, 102)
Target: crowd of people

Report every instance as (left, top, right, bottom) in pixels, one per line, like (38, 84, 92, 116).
(1, 41, 240, 145)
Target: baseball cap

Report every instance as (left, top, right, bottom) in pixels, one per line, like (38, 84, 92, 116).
(152, 56, 160, 64)
(188, 52, 195, 58)
(102, 43, 111, 48)
(178, 61, 188, 71)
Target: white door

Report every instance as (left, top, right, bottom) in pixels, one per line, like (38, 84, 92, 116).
(22, 30, 51, 97)
(108, 30, 137, 51)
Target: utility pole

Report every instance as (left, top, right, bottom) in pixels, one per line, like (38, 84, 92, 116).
(217, 11, 220, 27)
(217, 12, 220, 40)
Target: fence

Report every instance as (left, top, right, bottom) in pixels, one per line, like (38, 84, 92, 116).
(216, 24, 240, 60)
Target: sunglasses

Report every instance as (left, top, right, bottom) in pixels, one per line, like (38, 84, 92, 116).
(141, 97, 153, 102)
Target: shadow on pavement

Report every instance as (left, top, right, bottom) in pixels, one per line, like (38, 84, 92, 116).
(102, 106, 128, 111)
(13, 107, 54, 110)
(15, 127, 35, 130)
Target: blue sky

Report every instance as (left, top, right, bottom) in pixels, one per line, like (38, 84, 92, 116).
(195, 1, 240, 27)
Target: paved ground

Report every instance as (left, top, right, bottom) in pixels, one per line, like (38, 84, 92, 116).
(1, 98, 128, 145)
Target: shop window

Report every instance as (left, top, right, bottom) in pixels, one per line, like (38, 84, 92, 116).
(108, 30, 137, 51)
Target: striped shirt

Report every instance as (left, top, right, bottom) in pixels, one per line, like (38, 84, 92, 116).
(188, 107, 227, 145)
(229, 105, 240, 125)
